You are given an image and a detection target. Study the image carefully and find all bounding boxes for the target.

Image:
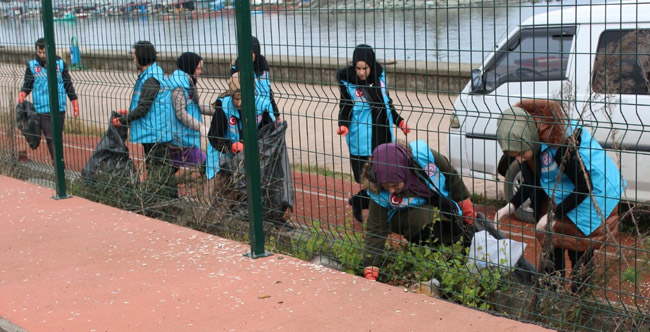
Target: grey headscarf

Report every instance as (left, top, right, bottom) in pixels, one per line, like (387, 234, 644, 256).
(496, 106, 540, 154)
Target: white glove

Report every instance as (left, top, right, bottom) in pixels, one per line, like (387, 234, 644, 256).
(536, 214, 549, 233)
(494, 203, 516, 223)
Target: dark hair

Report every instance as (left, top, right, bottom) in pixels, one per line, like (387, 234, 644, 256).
(132, 41, 157, 67)
(35, 38, 46, 49)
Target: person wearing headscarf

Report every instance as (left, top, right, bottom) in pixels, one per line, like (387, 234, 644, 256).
(494, 99, 624, 293)
(230, 36, 279, 121)
(205, 72, 274, 181)
(205, 73, 288, 220)
(336, 44, 411, 224)
(167, 52, 214, 170)
(359, 140, 477, 280)
(113, 41, 177, 198)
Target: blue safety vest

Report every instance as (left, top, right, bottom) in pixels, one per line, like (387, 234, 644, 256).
(230, 68, 276, 122)
(253, 71, 276, 122)
(539, 125, 625, 236)
(368, 140, 461, 221)
(168, 70, 202, 148)
(341, 72, 394, 156)
(128, 63, 173, 144)
(206, 95, 242, 180)
(28, 58, 66, 114)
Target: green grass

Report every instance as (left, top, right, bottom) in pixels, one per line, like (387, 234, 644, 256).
(291, 163, 353, 181)
(64, 117, 105, 137)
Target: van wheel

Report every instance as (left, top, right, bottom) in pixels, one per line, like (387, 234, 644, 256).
(504, 161, 536, 224)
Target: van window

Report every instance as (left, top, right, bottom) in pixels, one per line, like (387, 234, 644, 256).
(482, 27, 574, 93)
(592, 29, 650, 95)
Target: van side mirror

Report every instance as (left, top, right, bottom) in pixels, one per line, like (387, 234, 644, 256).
(471, 69, 484, 92)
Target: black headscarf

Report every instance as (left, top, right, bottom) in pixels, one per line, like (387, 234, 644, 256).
(351, 45, 382, 85)
(177, 52, 203, 85)
(348, 44, 389, 148)
(345, 44, 385, 105)
(231, 36, 270, 77)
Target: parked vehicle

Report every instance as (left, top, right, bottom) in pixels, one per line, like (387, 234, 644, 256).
(448, 2, 650, 222)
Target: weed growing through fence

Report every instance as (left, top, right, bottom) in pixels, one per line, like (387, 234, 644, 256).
(291, 163, 353, 181)
(382, 239, 505, 310)
(275, 215, 507, 309)
(64, 117, 104, 137)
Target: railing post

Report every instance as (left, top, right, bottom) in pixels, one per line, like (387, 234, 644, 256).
(235, 0, 268, 258)
(41, 0, 69, 199)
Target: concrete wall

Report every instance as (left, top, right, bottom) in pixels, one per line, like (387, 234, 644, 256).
(0, 46, 476, 93)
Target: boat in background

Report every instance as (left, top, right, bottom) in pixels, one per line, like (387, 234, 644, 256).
(54, 12, 76, 21)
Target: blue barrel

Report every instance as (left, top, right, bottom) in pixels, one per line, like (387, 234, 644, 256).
(69, 37, 85, 70)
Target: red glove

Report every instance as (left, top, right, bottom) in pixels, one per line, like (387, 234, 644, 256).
(71, 99, 79, 118)
(336, 125, 349, 136)
(364, 266, 379, 281)
(112, 117, 122, 127)
(112, 109, 128, 127)
(457, 198, 477, 226)
(17, 92, 27, 103)
(398, 120, 411, 135)
(231, 142, 244, 154)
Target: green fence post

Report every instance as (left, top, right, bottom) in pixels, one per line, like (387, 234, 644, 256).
(41, 0, 69, 199)
(235, 0, 269, 258)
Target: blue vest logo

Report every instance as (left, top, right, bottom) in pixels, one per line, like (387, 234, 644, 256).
(229, 116, 237, 126)
(354, 88, 364, 99)
(35, 66, 42, 73)
(541, 152, 553, 166)
(424, 163, 437, 177)
(540, 151, 559, 173)
(389, 194, 418, 208)
(389, 194, 403, 206)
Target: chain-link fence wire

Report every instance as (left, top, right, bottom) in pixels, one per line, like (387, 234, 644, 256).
(1, 0, 650, 330)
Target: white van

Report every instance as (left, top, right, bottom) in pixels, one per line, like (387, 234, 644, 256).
(448, 2, 650, 222)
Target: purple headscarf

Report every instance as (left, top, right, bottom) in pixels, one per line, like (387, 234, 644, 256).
(371, 143, 435, 198)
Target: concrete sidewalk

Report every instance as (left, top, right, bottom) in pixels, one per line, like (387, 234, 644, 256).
(0, 176, 550, 332)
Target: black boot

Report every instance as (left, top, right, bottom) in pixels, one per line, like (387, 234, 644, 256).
(349, 190, 369, 223)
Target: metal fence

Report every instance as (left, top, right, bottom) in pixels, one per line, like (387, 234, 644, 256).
(1, 0, 649, 330)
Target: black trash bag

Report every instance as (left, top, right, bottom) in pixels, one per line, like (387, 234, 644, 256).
(82, 113, 136, 182)
(15, 101, 41, 150)
(220, 121, 295, 224)
(473, 212, 537, 286)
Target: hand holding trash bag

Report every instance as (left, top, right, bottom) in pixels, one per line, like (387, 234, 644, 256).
(336, 125, 349, 136)
(111, 109, 128, 127)
(17, 92, 27, 103)
(231, 142, 244, 154)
